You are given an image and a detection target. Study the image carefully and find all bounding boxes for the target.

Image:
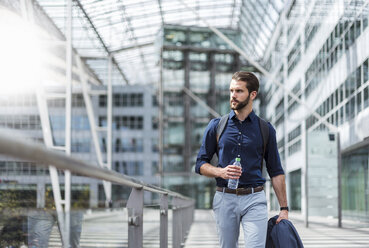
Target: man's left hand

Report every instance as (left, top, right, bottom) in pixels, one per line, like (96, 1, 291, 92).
(276, 210, 288, 224)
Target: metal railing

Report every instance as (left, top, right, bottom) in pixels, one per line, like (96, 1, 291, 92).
(0, 129, 195, 248)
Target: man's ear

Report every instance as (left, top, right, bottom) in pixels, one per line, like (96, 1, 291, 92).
(251, 91, 257, 100)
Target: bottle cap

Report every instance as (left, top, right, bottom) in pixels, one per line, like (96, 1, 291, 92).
(235, 158, 241, 162)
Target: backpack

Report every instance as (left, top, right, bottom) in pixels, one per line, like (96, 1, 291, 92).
(216, 114, 269, 171)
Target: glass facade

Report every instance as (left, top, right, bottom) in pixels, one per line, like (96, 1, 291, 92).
(342, 145, 369, 222)
(290, 169, 302, 211)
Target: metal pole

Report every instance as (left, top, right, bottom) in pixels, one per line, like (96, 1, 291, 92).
(337, 132, 342, 227)
(183, 51, 191, 173)
(106, 55, 113, 207)
(127, 188, 144, 248)
(64, 0, 73, 245)
(304, 132, 309, 228)
(160, 194, 168, 248)
(35, 88, 67, 246)
(159, 48, 164, 188)
(172, 197, 182, 248)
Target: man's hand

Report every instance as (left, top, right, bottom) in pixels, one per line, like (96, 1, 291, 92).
(218, 165, 242, 179)
(276, 210, 288, 224)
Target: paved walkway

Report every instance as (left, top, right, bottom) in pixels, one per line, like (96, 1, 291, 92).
(46, 208, 369, 247)
(185, 210, 369, 248)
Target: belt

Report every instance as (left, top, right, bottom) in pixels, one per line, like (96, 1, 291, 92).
(216, 186, 264, 195)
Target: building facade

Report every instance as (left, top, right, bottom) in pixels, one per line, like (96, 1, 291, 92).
(262, 0, 369, 223)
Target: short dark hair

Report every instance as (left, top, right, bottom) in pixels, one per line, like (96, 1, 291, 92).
(231, 71, 259, 93)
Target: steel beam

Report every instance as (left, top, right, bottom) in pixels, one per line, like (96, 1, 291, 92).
(208, 53, 217, 116)
(74, 0, 130, 84)
(111, 41, 154, 54)
(182, 87, 220, 118)
(159, 49, 164, 188)
(64, 0, 73, 245)
(106, 55, 113, 206)
(36, 87, 67, 246)
(76, 55, 112, 205)
(183, 51, 191, 173)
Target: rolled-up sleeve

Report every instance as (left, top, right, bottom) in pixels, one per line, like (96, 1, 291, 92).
(195, 118, 219, 175)
(264, 123, 285, 178)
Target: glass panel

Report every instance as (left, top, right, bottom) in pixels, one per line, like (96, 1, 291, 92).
(342, 146, 369, 222)
(357, 91, 362, 113)
(290, 169, 301, 211)
(364, 86, 369, 108)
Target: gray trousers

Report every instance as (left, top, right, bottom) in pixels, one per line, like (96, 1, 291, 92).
(213, 190, 268, 248)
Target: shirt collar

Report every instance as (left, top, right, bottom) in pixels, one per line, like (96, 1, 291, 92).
(229, 110, 256, 123)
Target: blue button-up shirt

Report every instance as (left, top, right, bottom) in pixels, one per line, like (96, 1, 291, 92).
(195, 110, 284, 187)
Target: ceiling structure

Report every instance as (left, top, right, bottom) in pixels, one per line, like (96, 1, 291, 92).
(36, 0, 285, 86)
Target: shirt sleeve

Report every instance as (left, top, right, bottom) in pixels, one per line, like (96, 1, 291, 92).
(195, 118, 219, 175)
(264, 123, 285, 178)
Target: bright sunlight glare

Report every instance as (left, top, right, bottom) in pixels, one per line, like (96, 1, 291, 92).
(0, 8, 45, 94)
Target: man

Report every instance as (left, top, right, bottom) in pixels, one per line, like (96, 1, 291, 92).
(196, 71, 288, 248)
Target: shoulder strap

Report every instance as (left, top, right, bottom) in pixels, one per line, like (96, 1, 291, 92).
(216, 114, 229, 144)
(258, 117, 269, 171)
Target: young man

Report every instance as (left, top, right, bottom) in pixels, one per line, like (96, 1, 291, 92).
(196, 71, 288, 248)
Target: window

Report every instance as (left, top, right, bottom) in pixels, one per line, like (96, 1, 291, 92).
(114, 116, 143, 130)
(98, 116, 106, 127)
(120, 138, 144, 152)
(152, 138, 159, 153)
(122, 161, 144, 176)
(71, 138, 90, 153)
(357, 91, 362, 113)
(72, 94, 85, 107)
(114, 161, 121, 173)
(99, 95, 107, 107)
(113, 93, 143, 107)
(364, 59, 369, 83)
(288, 125, 301, 142)
(152, 117, 158, 130)
(288, 140, 301, 156)
(72, 116, 89, 130)
(0, 115, 41, 130)
(152, 161, 158, 175)
(152, 95, 158, 107)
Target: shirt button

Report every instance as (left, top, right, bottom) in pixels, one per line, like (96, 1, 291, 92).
(239, 132, 241, 134)
(238, 143, 241, 146)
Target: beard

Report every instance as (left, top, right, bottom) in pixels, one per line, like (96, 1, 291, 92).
(230, 95, 250, 110)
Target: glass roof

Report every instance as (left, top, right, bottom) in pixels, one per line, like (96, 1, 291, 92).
(36, 0, 285, 85)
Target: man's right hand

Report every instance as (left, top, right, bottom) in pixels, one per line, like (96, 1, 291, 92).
(218, 165, 242, 179)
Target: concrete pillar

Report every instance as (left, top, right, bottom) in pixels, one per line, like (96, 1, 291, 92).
(89, 182, 98, 208)
(183, 50, 191, 173)
(37, 182, 45, 208)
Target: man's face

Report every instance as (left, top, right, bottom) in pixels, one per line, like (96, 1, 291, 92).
(229, 79, 251, 110)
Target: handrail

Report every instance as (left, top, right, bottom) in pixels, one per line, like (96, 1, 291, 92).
(0, 129, 192, 201)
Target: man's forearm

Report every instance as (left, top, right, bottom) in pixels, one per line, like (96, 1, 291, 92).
(199, 163, 221, 178)
(271, 174, 288, 207)
(199, 163, 242, 180)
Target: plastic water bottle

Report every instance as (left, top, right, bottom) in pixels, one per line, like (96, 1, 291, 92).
(227, 158, 241, 189)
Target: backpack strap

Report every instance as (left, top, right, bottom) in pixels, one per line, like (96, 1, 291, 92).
(216, 114, 229, 143)
(216, 114, 269, 172)
(258, 117, 269, 171)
